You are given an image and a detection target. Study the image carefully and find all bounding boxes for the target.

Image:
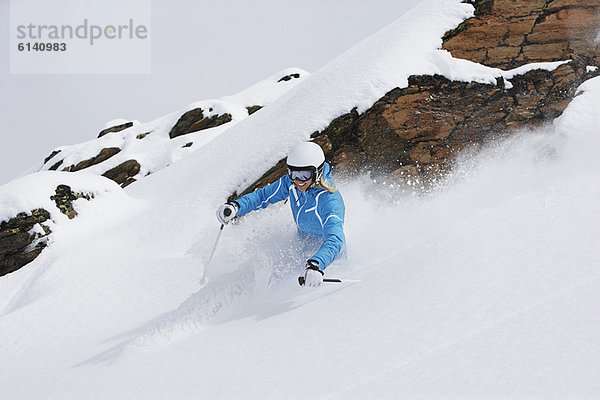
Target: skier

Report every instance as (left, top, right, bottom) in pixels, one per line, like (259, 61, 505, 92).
(216, 141, 346, 287)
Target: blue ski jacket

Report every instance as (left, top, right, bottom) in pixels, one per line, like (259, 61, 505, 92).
(233, 163, 345, 270)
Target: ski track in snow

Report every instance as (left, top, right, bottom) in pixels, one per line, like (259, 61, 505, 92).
(108, 220, 357, 360)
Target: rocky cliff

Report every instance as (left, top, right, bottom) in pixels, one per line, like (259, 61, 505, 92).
(237, 0, 600, 195)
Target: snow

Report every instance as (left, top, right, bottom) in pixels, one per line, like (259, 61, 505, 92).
(1, 0, 600, 398)
(102, 118, 138, 130)
(499, 60, 571, 89)
(0, 171, 126, 223)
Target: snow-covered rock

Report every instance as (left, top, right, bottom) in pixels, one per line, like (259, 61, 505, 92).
(39, 68, 309, 187)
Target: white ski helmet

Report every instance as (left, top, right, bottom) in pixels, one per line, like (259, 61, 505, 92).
(286, 142, 325, 171)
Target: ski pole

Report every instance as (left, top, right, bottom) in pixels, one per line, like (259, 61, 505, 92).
(206, 224, 224, 265)
(207, 208, 232, 265)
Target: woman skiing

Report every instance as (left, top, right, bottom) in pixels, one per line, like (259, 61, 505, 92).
(216, 141, 346, 287)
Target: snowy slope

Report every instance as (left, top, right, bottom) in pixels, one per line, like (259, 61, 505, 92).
(1, 0, 599, 398)
(36, 67, 308, 182)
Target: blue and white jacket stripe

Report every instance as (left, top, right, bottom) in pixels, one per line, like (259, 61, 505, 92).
(234, 163, 345, 270)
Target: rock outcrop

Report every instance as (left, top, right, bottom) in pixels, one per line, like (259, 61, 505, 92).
(0, 209, 51, 277)
(236, 0, 600, 195)
(278, 73, 301, 82)
(314, 59, 595, 179)
(98, 121, 134, 138)
(169, 108, 233, 139)
(0, 185, 94, 276)
(442, 0, 600, 68)
(102, 160, 141, 187)
(44, 150, 61, 165)
(62, 147, 122, 172)
(50, 185, 92, 219)
(246, 105, 263, 115)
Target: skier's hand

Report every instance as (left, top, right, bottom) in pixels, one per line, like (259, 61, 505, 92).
(216, 202, 238, 224)
(299, 260, 323, 287)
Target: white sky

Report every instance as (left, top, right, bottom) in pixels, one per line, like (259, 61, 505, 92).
(0, 0, 423, 185)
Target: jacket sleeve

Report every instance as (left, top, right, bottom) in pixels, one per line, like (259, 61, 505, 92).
(310, 191, 346, 269)
(234, 175, 291, 217)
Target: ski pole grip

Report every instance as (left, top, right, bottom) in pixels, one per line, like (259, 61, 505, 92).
(224, 207, 232, 217)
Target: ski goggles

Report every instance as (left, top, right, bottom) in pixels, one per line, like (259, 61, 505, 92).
(288, 168, 314, 182)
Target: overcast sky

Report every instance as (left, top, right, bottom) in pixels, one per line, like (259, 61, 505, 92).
(0, 0, 423, 185)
